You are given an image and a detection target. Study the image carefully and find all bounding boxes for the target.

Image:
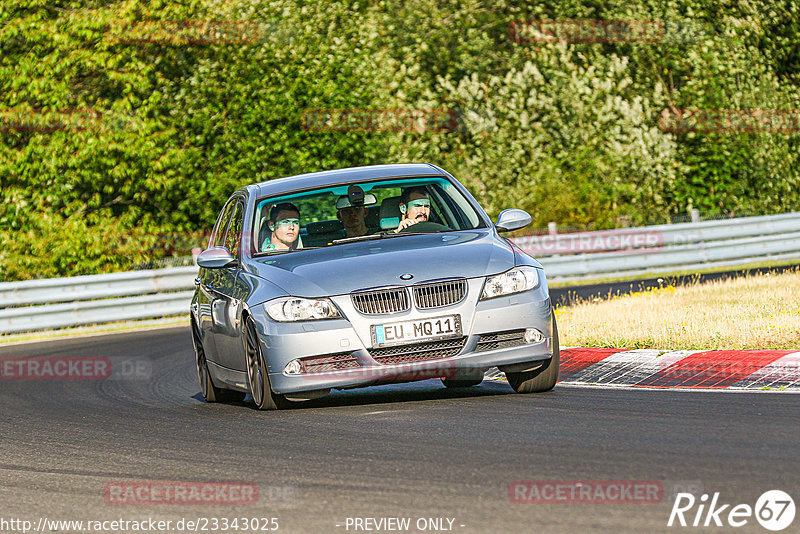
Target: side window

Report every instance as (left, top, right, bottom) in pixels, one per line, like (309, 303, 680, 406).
(212, 200, 235, 248)
(225, 201, 244, 260)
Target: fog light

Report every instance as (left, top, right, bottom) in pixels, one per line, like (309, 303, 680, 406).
(284, 359, 302, 375)
(524, 328, 544, 344)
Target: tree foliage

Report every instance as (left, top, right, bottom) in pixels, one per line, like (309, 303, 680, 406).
(1, 0, 798, 279)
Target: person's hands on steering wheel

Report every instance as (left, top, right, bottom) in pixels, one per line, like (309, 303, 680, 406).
(397, 220, 451, 233)
(395, 217, 422, 232)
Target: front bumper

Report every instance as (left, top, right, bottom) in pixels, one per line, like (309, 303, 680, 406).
(253, 280, 553, 395)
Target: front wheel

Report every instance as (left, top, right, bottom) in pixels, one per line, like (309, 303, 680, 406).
(506, 312, 560, 393)
(192, 319, 245, 403)
(244, 316, 290, 410)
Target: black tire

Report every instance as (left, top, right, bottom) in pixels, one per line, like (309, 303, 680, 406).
(441, 378, 483, 388)
(192, 319, 245, 403)
(506, 312, 560, 393)
(244, 316, 290, 410)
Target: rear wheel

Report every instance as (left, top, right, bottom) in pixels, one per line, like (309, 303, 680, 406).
(244, 316, 290, 410)
(506, 312, 560, 393)
(192, 319, 245, 403)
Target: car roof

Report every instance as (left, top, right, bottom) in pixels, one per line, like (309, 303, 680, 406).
(250, 163, 446, 198)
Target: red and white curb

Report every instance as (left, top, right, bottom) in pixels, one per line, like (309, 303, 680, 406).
(485, 349, 800, 390)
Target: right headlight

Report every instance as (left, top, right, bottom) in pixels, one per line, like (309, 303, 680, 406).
(480, 266, 540, 300)
(265, 296, 342, 322)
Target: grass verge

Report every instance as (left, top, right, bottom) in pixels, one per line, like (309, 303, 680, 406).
(556, 270, 800, 350)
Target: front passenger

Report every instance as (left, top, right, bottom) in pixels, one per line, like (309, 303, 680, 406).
(262, 203, 302, 252)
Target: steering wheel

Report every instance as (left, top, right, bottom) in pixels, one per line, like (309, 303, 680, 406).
(398, 221, 451, 233)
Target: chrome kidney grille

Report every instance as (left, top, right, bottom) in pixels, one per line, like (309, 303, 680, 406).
(351, 279, 467, 315)
(413, 279, 467, 309)
(351, 287, 410, 315)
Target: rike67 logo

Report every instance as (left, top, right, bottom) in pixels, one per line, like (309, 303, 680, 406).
(668, 490, 795, 531)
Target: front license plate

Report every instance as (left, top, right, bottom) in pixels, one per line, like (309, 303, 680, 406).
(371, 315, 462, 347)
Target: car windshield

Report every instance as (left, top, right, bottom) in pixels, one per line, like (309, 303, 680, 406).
(252, 176, 486, 254)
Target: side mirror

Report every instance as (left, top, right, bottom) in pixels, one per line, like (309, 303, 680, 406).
(495, 209, 532, 233)
(197, 246, 236, 269)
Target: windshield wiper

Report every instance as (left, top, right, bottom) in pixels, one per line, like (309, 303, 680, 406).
(253, 249, 294, 257)
(253, 245, 325, 257)
(331, 230, 451, 245)
(331, 233, 397, 245)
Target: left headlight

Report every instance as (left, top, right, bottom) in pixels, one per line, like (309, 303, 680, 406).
(265, 296, 342, 322)
(481, 266, 540, 300)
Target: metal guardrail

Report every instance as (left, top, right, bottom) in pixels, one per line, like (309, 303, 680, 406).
(0, 291, 195, 333)
(0, 212, 798, 334)
(514, 213, 800, 282)
(513, 212, 800, 255)
(0, 266, 197, 334)
(536, 232, 800, 281)
(0, 266, 197, 307)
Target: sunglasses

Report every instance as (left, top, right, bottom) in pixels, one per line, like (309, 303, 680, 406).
(274, 218, 300, 229)
(406, 199, 431, 209)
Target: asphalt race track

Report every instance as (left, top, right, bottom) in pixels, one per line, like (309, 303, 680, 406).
(1, 327, 798, 533)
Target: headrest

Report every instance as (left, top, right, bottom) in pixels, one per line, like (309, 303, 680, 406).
(379, 196, 402, 230)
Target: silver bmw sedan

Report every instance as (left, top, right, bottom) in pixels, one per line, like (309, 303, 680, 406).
(191, 163, 559, 409)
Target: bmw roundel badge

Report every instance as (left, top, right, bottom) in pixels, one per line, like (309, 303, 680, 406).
(400, 273, 414, 280)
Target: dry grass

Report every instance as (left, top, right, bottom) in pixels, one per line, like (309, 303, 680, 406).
(556, 270, 800, 350)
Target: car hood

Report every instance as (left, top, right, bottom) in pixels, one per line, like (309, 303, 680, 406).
(246, 230, 516, 297)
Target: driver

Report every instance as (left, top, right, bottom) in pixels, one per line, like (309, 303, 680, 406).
(395, 186, 431, 233)
(262, 202, 301, 251)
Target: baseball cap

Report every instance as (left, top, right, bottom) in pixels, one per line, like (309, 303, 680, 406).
(336, 193, 377, 209)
